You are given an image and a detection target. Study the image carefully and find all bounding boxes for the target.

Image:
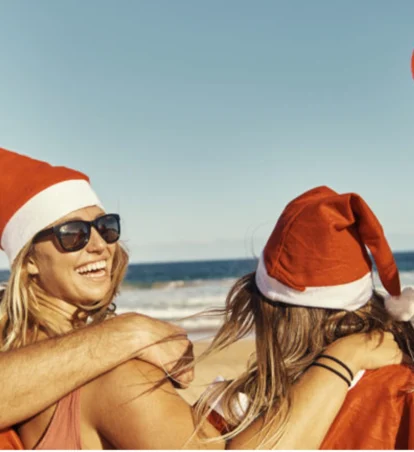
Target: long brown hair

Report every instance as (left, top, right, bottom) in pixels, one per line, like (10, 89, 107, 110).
(0, 240, 129, 350)
(194, 271, 414, 448)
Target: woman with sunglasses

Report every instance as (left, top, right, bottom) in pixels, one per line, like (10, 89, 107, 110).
(0, 148, 403, 449)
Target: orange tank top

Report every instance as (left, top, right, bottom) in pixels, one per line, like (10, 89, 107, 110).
(0, 429, 23, 450)
(35, 389, 82, 450)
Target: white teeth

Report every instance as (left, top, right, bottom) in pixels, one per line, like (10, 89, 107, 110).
(76, 260, 107, 275)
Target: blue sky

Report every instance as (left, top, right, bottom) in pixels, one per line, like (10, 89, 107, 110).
(0, 0, 413, 268)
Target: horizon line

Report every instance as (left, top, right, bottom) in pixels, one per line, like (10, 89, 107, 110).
(1, 249, 414, 272)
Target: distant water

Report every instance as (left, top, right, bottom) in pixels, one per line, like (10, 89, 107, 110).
(1, 253, 414, 338)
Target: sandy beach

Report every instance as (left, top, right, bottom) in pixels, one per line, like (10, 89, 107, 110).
(179, 338, 255, 405)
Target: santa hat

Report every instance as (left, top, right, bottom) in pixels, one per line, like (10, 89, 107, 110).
(0, 147, 102, 265)
(255, 186, 414, 324)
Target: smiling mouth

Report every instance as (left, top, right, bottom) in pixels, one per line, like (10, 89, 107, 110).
(76, 260, 108, 278)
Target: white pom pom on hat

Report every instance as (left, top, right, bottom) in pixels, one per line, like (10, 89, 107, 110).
(255, 186, 414, 324)
(385, 288, 414, 326)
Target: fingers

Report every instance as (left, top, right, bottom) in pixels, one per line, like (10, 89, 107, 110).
(169, 324, 187, 337)
(185, 341, 194, 363)
(386, 333, 404, 365)
(370, 331, 404, 365)
(129, 315, 196, 386)
(179, 341, 195, 377)
(393, 348, 404, 365)
(164, 337, 194, 365)
(367, 331, 395, 347)
(171, 368, 195, 389)
(168, 341, 195, 380)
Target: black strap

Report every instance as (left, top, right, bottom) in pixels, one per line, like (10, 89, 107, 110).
(310, 362, 351, 387)
(317, 354, 354, 381)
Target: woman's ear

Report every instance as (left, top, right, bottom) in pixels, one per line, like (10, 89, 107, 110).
(27, 256, 39, 276)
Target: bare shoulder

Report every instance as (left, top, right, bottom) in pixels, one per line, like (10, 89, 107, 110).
(84, 358, 177, 418)
(81, 359, 224, 449)
(97, 358, 174, 394)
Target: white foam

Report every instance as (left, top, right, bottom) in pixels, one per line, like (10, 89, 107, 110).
(115, 271, 414, 334)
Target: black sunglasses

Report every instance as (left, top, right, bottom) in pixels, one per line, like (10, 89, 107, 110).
(33, 213, 121, 252)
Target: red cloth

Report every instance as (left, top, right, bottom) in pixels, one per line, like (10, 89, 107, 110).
(260, 186, 400, 296)
(208, 365, 414, 449)
(0, 429, 23, 450)
(0, 147, 89, 238)
(321, 364, 414, 450)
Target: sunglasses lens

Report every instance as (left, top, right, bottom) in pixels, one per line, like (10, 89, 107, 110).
(96, 215, 120, 244)
(59, 222, 90, 251)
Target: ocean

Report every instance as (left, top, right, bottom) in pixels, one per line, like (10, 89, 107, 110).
(1, 252, 414, 339)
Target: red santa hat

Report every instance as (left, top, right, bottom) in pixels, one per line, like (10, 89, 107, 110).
(0, 147, 102, 264)
(255, 186, 414, 323)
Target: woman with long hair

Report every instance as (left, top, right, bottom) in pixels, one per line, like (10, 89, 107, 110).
(0, 148, 403, 449)
(195, 185, 414, 449)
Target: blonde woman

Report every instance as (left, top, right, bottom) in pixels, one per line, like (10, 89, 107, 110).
(0, 148, 403, 450)
(196, 186, 414, 449)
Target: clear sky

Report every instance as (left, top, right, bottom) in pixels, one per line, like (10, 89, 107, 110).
(0, 0, 413, 268)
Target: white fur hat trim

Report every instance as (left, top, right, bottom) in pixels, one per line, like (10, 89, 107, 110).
(384, 287, 414, 326)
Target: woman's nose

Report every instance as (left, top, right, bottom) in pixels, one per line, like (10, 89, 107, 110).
(85, 227, 106, 253)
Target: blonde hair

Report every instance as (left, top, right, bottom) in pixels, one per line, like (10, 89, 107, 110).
(0, 239, 129, 351)
(194, 272, 414, 448)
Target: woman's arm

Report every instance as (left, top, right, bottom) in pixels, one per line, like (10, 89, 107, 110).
(228, 332, 403, 450)
(86, 359, 225, 450)
(85, 331, 401, 450)
(0, 313, 193, 429)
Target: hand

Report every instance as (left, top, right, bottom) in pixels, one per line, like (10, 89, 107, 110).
(325, 331, 403, 375)
(114, 313, 194, 388)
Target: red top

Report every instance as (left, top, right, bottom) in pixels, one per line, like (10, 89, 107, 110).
(321, 364, 414, 449)
(208, 364, 414, 449)
(0, 429, 23, 450)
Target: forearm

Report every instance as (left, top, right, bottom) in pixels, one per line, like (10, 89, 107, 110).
(275, 342, 365, 450)
(274, 361, 349, 449)
(0, 315, 138, 429)
(228, 364, 348, 450)
(229, 332, 400, 450)
(272, 331, 402, 450)
(229, 346, 358, 450)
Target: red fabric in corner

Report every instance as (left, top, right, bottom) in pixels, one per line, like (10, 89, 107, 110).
(0, 429, 24, 450)
(321, 364, 414, 450)
(0, 146, 89, 239)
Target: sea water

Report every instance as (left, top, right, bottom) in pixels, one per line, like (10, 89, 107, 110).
(2, 253, 414, 339)
(118, 254, 414, 338)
